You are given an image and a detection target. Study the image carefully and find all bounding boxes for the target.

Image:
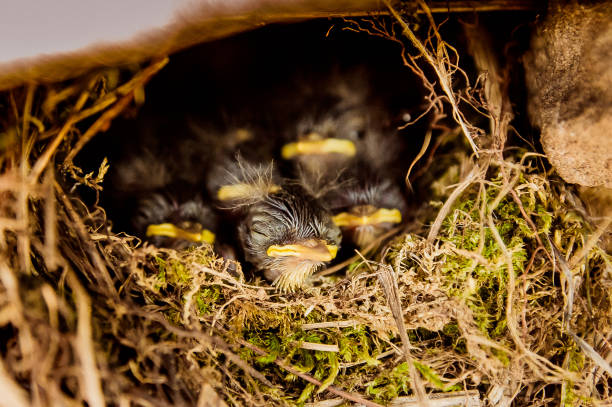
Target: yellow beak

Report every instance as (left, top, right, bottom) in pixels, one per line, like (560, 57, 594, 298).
(266, 240, 338, 262)
(332, 208, 402, 228)
(217, 183, 281, 201)
(281, 138, 356, 159)
(146, 223, 215, 245)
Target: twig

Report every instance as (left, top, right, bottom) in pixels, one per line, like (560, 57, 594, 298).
(339, 349, 397, 369)
(43, 169, 58, 270)
(66, 269, 105, 407)
(296, 342, 339, 352)
(550, 242, 612, 377)
(30, 105, 92, 182)
(406, 128, 432, 191)
(190, 263, 275, 291)
(521, 246, 543, 340)
(0, 260, 35, 374)
(0, 360, 29, 407)
(21, 84, 36, 143)
(487, 179, 574, 380)
(568, 211, 612, 269)
(127, 310, 275, 388)
(197, 383, 228, 407)
(63, 91, 133, 166)
(29, 58, 168, 182)
(63, 58, 168, 166)
(390, 390, 482, 407)
(377, 262, 430, 407)
(509, 189, 554, 263)
(445, 244, 492, 267)
(427, 166, 480, 243)
(251, 0, 540, 18)
(410, 126, 459, 182)
(301, 320, 360, 330)
(305, 398, 345, 407)
(569, 333, 612, 377)
(55, 181, 116, 294)
(385, 0, 479, 157)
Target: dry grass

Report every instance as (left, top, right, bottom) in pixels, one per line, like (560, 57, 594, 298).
(0, 5, 610, 407)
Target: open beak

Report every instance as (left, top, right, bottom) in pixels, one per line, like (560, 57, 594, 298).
(217, 183, 281, 201)
(281, 137, 356, 159)
(332, 208, 402, 228)
(266, 240, 338, 262)
(146, 223, 215, 244)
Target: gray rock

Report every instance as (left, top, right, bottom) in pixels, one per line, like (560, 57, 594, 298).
(524, 1, 612, 188)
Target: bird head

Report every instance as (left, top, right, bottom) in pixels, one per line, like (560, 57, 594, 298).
(280, 101, 374, 177)
(133, 193, 217, 250)
(327, 175, 406, 248)
(238, 185, 341, 292)
(207, 155, 282, 210)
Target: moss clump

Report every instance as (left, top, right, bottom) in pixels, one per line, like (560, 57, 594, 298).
(367, 361, 414, 401)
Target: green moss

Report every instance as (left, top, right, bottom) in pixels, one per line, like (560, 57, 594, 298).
(155, 257, 191, 285)
(559, 345, 587, 406)
(568, 345, 585, 373)
(231, 307, 391, 403)
(154, 256, 191, 288)
(195, 286, 222, 315)
(295, 382, 316, 405)
(435, 180, 533, 338)
(367, 362, 412, 401)
(413, 361, 462, 392)
(317, 352, 339, 393)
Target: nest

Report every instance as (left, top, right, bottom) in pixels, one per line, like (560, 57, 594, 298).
(0, 3, 610, 407)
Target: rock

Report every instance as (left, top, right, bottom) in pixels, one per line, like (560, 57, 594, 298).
(524, 1, 612, 188)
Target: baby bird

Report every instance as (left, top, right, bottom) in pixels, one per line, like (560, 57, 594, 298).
(111, 142, 218, 250)
(323, 162, 406, 249)
(279, 68, 387, 186)
(208, 156, 341, 292)
(132, 188, 217, 250)
(238, 183, 341, 291)
(206, 153, 282, 210)
(334, 122, 409, 248)
(281, 103, 365, 179)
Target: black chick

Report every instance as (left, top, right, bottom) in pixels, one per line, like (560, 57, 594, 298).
(132, 188, 218, 250)
(208, 157, 341, 292)
(323, 162, 406, 249)
(238, 183, 341, 292)
(111, 144, 218, 250)
(188, 120, 283, 209)
(206, 153, 282, 210)
(279, 68, 388, 188)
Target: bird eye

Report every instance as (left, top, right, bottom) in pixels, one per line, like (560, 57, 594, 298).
(251, 227, 266, 238)
(249, 224, 270, 243)
(349, 129, 366, 140)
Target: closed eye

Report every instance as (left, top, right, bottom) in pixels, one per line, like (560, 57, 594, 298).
(250, 227, 269, 240)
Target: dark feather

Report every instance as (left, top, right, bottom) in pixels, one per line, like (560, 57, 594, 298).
(238, 184, 341, 289)
(132, 188, 218, 250)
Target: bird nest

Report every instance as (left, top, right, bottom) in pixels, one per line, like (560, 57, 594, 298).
(0, 4, 610, 407)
